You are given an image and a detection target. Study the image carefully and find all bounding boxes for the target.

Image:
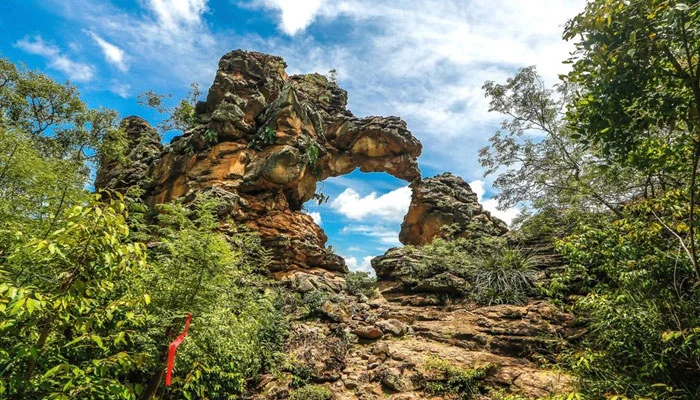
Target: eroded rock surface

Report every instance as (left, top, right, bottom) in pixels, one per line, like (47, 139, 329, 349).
(254, 293, 575, 400)
(400, 173, 508, 246)
(97, 50, 422, 273)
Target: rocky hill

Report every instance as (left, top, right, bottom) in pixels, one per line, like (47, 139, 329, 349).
(97, 50, 576, 399)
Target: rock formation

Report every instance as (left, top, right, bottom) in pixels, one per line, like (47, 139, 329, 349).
(399, 172, 508, 246)
(96, 50, 422, 274)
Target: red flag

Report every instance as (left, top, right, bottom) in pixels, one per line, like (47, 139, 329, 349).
(165, 313, 192, 386)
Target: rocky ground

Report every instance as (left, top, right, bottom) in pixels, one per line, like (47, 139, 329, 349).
(252, 290, 576, 399)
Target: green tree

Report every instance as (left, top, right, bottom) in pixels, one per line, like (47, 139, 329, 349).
(0, 197, 150, 399)
(0, 58, 125, 236)
(480, 66, 644, 217)
(565, 0, 700, 277)
(137, 83, 202, 137)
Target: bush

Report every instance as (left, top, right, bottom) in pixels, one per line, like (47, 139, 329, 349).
(289, 384, 332, 400)
(302, 290, 328, 316)
(346, 271, 377, 297)
(472, 247, 537, 305)
(422, 357, 498, 400)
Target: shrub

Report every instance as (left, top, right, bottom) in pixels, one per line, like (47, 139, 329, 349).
(422, 357, 498, 400)
(346, 271, 377, 297)
(302, 290, 328, 316)
(289, 384, 332, 400)
(471, 247, 537, 305)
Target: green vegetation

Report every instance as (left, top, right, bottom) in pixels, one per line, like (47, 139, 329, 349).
(248, 126, 278, 150)
(421, 357, 498, 399)
(0, 59, 288, 399)
(289, 384, 332, 400)
(413, 238, 535, 305)
(301, 289, 327, 317)
(137, 83, 202, 136)
(472, 247, 537, 306)
(477, 1, 700, 397)
(345, 271, 377, 298)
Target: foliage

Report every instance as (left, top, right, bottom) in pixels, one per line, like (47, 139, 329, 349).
(137, 82, 202, 136)
(415, 237, 504, 280)
(301, 289, 328, 316)
(248, 126, 278, 150)
(346, 271, 377, 298)
(289, 384, 332, 400)
(422, 357, 498, 400)
(553, 195, 700, 398)
(412, 238, 536, 305)
(0, 196, 150, 399)
(472, 247, 537, 306)
(0, 59, 125, 236)
(480, 66, 642, 217)
(130, 194, 288, 398)
(0, 56, 290, 400)
(565, 0, 700, 278)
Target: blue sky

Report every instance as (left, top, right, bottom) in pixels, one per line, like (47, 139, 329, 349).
(0, 0, 583, 272)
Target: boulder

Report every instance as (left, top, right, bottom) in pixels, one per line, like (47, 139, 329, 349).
(399, 172, 507, 246)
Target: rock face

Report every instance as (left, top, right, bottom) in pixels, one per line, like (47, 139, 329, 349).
(96, 50, 422, 273)
(399, 173, 508, 246)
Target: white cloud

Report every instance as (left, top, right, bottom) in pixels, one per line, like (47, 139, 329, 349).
(249, 0, 584, 178)
(308, 211, 322, 225)
(14, 36, 94, 82)
(86, 30, 128, 71)
(255, 0, 324, 35)
(341, 225, 401, 247)
(470, 180, 521, 226)
(343, 255, 374, 273)
(45, 0, 219, 87)
(330, 186, 411, 223)
(146, 0, 208, 31)
(110, 82, 131, 98)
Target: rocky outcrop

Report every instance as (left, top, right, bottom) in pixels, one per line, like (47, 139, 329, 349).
(399, 173, 508, 246)
(95, 116, 163, 192)
(97, 50, 422, 273)
(254, 292, 575, 399)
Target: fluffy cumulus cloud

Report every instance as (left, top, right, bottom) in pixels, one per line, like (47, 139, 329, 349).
(86, 30, 128, 71)
(146, 0, 209, 30)
(470, 180, 520, 226)
(14, 36, 94, 82)
(330, 186, 411, 223)
(344, 255, 375, 273)
(251, 0, 583, 176)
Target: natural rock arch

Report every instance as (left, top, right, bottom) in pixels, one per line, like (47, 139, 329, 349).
(96, 50, 422, 274)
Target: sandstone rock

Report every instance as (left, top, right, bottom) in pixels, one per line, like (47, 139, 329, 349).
(97, 50, 422, 274)
(353, 325, 383, 340)
(376, 319, 409, 337)
(399, 173, 508, 246)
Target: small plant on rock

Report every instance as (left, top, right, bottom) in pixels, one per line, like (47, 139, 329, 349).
(471, 247, 537, 305)
(346, 271, 377, 297)
(302, 289, 328, 316)
(422, 357, 498, 400)
(289, 384, 332, 400)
